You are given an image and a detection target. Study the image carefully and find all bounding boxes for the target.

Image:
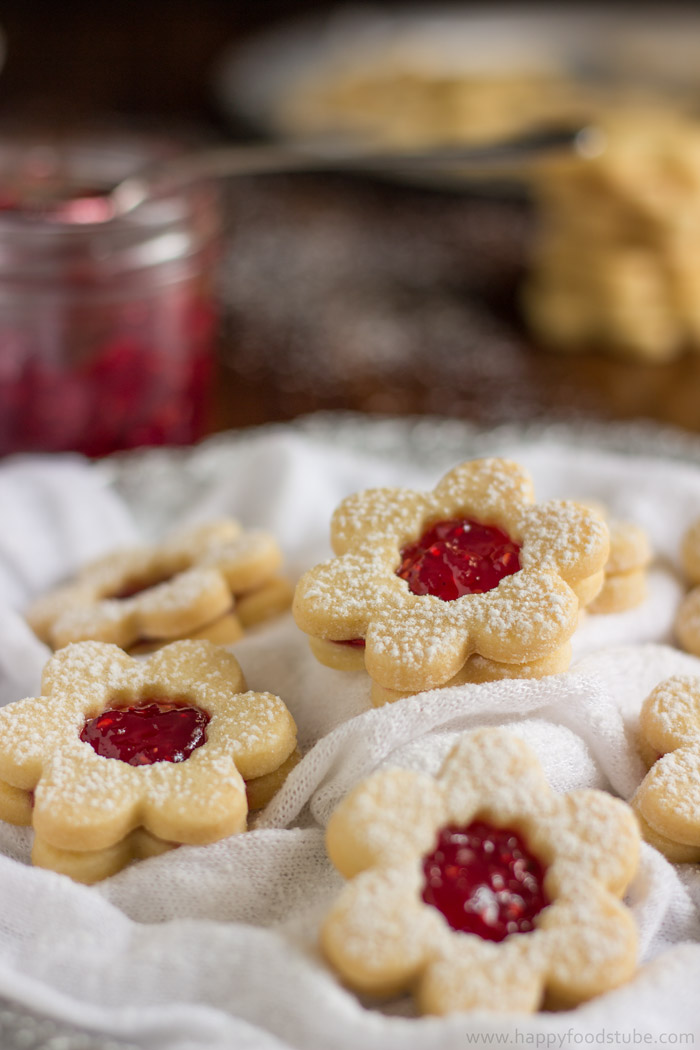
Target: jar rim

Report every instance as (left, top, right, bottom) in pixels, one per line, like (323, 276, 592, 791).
(0, 131, 204, 233)
(0, 131, 222, 279)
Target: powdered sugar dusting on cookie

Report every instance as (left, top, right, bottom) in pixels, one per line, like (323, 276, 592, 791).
(326, 769, 447, 877)
(418, 935, 541, 1013)
(294, 553, 404, 633)
(642, 675, 700, 745)
(332, 489, 428, 553)
(463, 571, 577, 652)
(25, 518, 288, 652)
(44, 640, 134, 697)
(637, 749, 700, 823)
(435, 458, 535, 519)
(518, 501, 610, 578)
(322, 728, 639, 1015)
(0, 640, 297, 872)
(296, 458, 609, 698)
(629, 675, 700, 858)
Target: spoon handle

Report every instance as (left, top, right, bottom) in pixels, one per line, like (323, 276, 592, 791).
(111, 125, 582, 216)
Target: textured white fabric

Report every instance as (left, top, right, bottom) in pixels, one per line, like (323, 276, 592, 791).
(0, 456, 136, 707)
(0, 429, 699, 1048)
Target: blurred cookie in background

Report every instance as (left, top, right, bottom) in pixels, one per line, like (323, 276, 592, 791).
(524, 109, 700, 362)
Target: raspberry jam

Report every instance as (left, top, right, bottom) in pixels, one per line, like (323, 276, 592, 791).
(0, 286, 216, 458)
(334, 638, 366, 648)
(0, 134, 220, 458)
(397, 518, 521, 601)
(421, 821, 549, 942)
(80, 699, 209, 765)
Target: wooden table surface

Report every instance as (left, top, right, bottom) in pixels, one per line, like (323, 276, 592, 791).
(210, 172, 700, 435)
(0, 0, 698, 441)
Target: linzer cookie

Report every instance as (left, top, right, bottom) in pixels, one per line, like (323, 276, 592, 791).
(675, 517, 700, 657)
(584, 509, 652, 615)
(321, 728, 639, 1014)
(632, 675, 700, 862)
(293, 458, 609, 704)
(0, 640, 299, 882)
(26, 519, 293, 654)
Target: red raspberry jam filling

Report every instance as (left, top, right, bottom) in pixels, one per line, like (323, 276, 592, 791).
(0, 298, 216, 458)
(333, 638, 366, 648)
(397, 518, 521, 601)
(80, 699, 209, 766)
(421, 821, 549, 942)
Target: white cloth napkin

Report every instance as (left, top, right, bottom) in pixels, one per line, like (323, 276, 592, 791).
(0, 426, 699, 1049)
(0, 455, 136, 707)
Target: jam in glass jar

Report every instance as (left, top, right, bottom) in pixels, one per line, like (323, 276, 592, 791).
(0, 133, 221, 457)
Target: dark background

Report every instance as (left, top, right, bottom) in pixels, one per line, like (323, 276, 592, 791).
(2, 0, 699, 437)
(0, 1, 357, 126)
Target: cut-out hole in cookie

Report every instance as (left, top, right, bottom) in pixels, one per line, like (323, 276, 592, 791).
(421, 820, 549, 942)
(80, 699, 210, 765)
(396, 518, 521, 601)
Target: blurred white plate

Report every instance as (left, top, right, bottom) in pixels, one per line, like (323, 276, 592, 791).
(214, 4, 700, 148)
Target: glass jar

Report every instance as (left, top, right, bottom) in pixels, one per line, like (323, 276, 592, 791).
(0, 133, 221, 457)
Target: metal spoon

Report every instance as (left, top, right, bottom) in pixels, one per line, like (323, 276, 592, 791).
(108, 125, 598, 219)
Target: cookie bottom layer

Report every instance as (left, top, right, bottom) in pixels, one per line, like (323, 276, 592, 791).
(631, 799, 700, 863)
(8, 743, 301, 884)
(236, 576, 294, 628)
(588, 569, 648, 615)
(32, 826, 176, 884)
(128, 608, 244, 654)
(308, 635, 572, 706)
(0, 744, 301, 832)
(246, 747, 301, 810)
(126, 576, 294, 655)
(570, 569, 606, 607)
(309, 636, 367, 673)
(370, 644, 572, 707)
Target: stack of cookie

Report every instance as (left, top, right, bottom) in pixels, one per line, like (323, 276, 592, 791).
(583, 507, 652, 615)
(0, 641, 300, 883)
(523, 108, 700, 361)
(674, 516, 700, 655)
(25, 519, 293, 654)
(632, 675, 700, 864)
(293, 457, 610, 706)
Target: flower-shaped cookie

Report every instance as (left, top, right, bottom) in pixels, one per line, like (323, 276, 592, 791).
(294, 459, 609, 695)
(26, 520, 292, 652)
(633, 675, 700, 862)
(322, 728, 639, 1014)
(0, 640, 298, 879)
